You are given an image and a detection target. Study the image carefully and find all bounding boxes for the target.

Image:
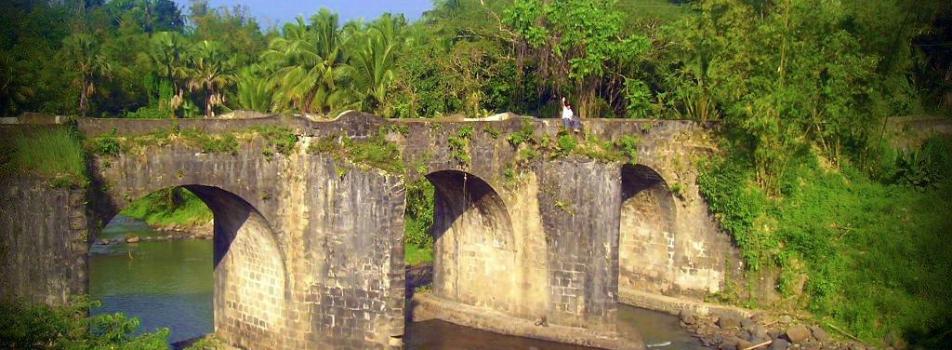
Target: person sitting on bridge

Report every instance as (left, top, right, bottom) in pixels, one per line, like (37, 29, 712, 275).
(561, 97, 581, 133)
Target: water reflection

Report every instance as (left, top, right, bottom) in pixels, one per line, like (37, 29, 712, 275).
(90, 216, 707, 349)
(90, 217, 213, 345)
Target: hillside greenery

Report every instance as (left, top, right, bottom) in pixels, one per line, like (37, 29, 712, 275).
(1, 0, 951, 347)
(121, 187, 213, 228)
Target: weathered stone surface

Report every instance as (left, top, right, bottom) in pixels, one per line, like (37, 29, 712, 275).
(786, 325, 812, 343)
(0, 179, 88, 306)
(3, 115, 735, 350)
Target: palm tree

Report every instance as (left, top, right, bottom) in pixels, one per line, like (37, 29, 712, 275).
(62, 33, 112, 116)
(148, 31, 189, 114)
(262, 10, 351, 116)
(186, 40, 236, 118)
(345, 14, 406, 114)
(236, 66, 273, 112)
(0, 52, 33, 116)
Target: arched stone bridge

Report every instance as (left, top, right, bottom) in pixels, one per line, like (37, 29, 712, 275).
(2, 113, 740, 349)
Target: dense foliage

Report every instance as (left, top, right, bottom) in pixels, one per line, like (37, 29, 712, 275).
(2, 0, 951, 347)
(0, 297, 169, 349)
(699, 137, 952, 346)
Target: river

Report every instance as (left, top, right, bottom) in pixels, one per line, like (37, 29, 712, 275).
(90, 216, 707, 349)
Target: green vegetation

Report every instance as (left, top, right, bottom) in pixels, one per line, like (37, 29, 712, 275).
(307, 132, 404, 174)
(0, 297, 169, 349)
(0, 127, 88, 188)
(448, 126, 474, 166)
(3, 0, 952, 347)
(121, 187, 212, 228)
(404, 178, 435, 266)
(405, 242, 434, 266)
(87, 128, 241, 156)
(87, 126, 303, 158)
(251, 126, 298, 157)
(699, 137, 952, 345)
(183, 335, 226, 350)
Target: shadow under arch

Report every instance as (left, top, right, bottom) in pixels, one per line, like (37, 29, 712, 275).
(90, 185, 288, 349)
(422, 170, 518, 311)
(619, 164, 678, 295)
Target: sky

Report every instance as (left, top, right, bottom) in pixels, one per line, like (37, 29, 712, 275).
(173, 0, 435, 28)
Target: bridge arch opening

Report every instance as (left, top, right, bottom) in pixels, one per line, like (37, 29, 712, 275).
(407, 170, 519, 313)
(89, 185, 286, 347)
(619, 164, 678, 296)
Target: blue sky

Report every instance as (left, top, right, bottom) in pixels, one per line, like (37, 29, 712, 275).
(174, 0, 435, 28)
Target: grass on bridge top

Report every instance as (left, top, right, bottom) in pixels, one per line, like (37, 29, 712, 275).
(0, 127, 88, 188)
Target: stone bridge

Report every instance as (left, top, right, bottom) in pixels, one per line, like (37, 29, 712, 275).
(0, 113, 740, 349)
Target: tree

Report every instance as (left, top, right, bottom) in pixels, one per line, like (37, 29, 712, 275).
(504, 0, 649, 118)
(148, 31, 190, 111)
(345, 14, 406, 115)
(0, 52, 34, 116)
(668, 0, 878, 191)
(235, 66, 272, 112)
(62, 33, 113, 116)
(186, 40, 235, 117)
(262, 10, 350, 115)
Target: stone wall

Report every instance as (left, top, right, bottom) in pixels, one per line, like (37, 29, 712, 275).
(537, 160, 621, 333)
(606, 121, 742, 301)
(85, 138, 405, 349)
(0, 179, 88, 305)
(3, 114, 738, 349)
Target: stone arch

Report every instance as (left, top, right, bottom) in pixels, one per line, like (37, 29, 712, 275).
(91, 185, 288, 349)
(423, 170, 519, 313)
(619, 164, 678, 295)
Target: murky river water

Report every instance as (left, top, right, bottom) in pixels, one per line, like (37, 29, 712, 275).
(90, 216, 707, 349)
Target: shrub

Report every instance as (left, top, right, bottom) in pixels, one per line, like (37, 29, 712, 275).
(0, 297, 169, 349)
(507, 120, 536, 147)
(556, 134, 578, 156)
(252, 126, 298, 156)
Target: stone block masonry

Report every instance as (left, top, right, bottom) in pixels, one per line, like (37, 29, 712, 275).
(0, 179, 89, 305)
(0, 112, 739, 349)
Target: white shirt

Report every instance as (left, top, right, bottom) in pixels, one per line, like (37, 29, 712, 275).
(561, 106, 574, 120)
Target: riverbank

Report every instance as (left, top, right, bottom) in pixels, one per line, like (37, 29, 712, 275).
(676, 308, 874, 350)
(95, 226, 211, 245)
(96, 214, 212, 245)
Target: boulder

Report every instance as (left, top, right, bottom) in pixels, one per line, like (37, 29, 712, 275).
(719, 336, 743, 350)
(741, 318, 756, 331)
(770, 338, 790, 350)
(746, 325, 769, 342)
(718, 315, 742, 330)
(785, 325, 811, 344)
(680, 310, 699, 325)
(125, 235, 140, 243)
(810, 325, 830, 343)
